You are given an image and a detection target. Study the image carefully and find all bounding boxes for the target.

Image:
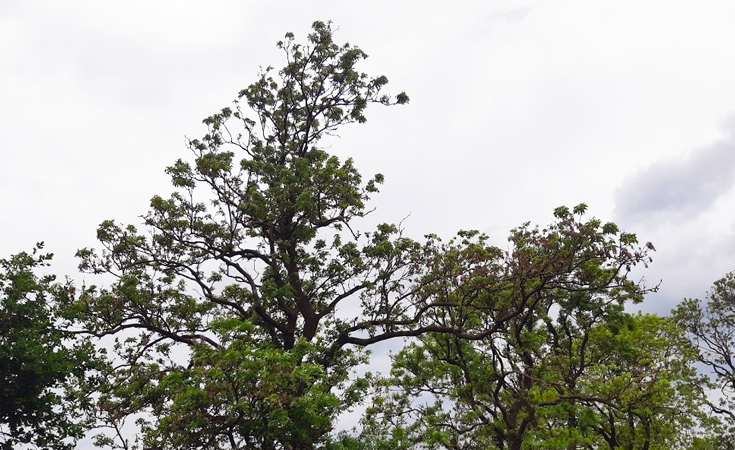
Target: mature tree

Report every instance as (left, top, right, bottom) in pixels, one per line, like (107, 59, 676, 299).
(674, 271, 735, 446)
(0, 244, 98, 450)
(356, 208, 714, 450)
(69, 21, 549, 450)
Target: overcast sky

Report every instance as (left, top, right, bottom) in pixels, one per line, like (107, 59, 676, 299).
(4, 0, 735, 313)
(3, 0, 735, 442)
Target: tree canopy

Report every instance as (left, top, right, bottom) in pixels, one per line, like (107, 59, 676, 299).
(0, 245, 99, 450)
(70, 20, 443, 449)
(2, 20, 731, 450)
(353, 210, 713, 450)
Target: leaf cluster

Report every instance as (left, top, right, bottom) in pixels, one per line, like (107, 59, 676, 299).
(0, 244, 101, 450)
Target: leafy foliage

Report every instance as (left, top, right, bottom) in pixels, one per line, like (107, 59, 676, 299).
(576, 313, 714, 450)
(0, 245, 99, 450)
(69, 21, 469, 450)
(357, 209, 713, 450)
(51, 20, 724, 450)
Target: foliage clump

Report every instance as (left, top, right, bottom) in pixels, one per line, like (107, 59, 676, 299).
(0, 244, 99, 450)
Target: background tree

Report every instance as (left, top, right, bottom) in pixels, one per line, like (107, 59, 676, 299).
(357, 208, 714, 450)
(0, 244, 98, 450)
(573, 313, 713, 450)
(673, 270, 735, 447)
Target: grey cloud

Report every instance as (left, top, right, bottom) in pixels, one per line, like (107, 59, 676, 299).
(614, 121, 735, 225)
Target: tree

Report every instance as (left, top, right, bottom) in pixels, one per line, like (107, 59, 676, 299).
(575, 313, 713, 450)
(673, 271, 735, 446)
(66, 21, 714, 450)
(70, 21, 531, 450)
(363, 315, 713, 450)
(356, 208, 713, 450)
(0, 244, 98, 450)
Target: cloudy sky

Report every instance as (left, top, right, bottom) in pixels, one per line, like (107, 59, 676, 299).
(4, 0, 735, 311)
(3, 0, 735, 437)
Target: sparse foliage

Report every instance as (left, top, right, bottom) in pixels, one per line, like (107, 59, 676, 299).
(674, 271, 735, 443)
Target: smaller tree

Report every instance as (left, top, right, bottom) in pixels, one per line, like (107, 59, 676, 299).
(356, 206, 665, 450)
(0, 244, 99, 450)
(674, 271, 735, 445)
(576, 313, 713, 450)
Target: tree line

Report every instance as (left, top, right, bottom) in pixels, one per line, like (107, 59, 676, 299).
(2, 21, 734, 450)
